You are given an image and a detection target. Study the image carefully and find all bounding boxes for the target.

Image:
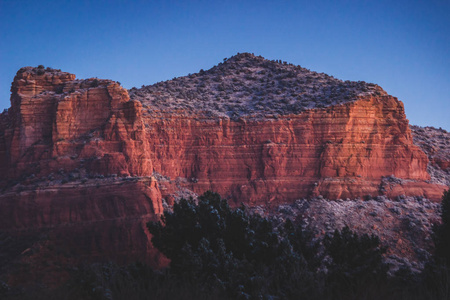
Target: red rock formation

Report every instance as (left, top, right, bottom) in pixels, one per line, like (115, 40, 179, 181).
(411, 125, 450, 187)
(1, 65, 445, 205)
(0, 177, 165, 266)
(145, 95, 443, 203)
(1, 67, 152, 183)
(0, 67, 164, 267)
(0, 64, 447, 271)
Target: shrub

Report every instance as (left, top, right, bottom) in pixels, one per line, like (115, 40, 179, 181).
(55, 85, 64, 94)
(91, 79, 99, 87)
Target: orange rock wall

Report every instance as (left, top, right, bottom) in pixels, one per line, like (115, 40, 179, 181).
(1, 69, 152, 183)
(146, 95, 435, 202)
(0, 69, 165, 265)
(0, 67, 446, 269)
(0, 69, 443, 202)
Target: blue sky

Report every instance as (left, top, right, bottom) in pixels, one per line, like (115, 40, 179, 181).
(1, 0, 449, 129)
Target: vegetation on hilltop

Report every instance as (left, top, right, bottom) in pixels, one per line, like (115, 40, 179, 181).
(411, 125, 450, 186)
(129, 53, 384, 118)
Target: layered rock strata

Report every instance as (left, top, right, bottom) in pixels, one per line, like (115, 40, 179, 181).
(1, 66, 152, 184)
(1, 64, 446, 204)
(145, 95, 444, 204)
(0, 66, 163, 266)
(0, 177, 164, 265)
(0, 56, 448, 269)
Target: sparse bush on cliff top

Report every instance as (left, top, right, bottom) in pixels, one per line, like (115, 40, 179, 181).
(91, 78, 99, 87)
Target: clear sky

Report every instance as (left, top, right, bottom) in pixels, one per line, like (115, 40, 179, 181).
(1, 0, 449, 129)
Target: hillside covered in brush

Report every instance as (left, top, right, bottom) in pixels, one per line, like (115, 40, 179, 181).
(129, 53, 384, 118)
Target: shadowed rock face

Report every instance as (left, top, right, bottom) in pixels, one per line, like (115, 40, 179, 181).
(411, 125, 450, 187)
(0, 177, 164, 263)
(0, 67, 163, 267)
(0, 55, 448, 270)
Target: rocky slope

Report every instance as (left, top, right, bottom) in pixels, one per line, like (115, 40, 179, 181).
(251, 195, 441, 273)
(411, 125, 450, 186)
(0, 55, 448, 281)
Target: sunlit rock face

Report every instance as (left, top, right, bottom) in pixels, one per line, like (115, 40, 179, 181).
(130, 53, 445, 203)
(1, 66, 153, 181)
(0, 55, 448, 267)
(142, 94, 442, 205)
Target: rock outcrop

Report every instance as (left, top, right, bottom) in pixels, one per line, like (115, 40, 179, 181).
(1, 66, 152, 184)
(0, 66, 163, 267)
(0, 177, 164, 263)
(145, 95, 444, 204)
(0, 55, 448, 273)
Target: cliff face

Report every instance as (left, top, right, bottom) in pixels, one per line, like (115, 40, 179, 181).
(1, 65, 443, 203)
(146, 95, 441, 203)
(0, 177, 164, 264)
(0, 56, 448, 269)
(1, 66, 152, 183)
(0, 67, 164, 266)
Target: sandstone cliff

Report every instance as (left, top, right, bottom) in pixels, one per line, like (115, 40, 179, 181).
(1, 57, 446, 205)
(0, 66, 153, 183)
(144, 95, 442, 204)
(0, 66, 164, 267)
(0, 55, 448, 273)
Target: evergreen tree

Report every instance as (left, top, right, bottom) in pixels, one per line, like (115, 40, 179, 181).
(433, 189, 450, 265)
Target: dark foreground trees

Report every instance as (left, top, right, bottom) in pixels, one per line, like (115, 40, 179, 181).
(147, 191, 388, 299)
(148, 191, 320, 298)
(421, 189, 450, 300)
(433, 189, 450, 265)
